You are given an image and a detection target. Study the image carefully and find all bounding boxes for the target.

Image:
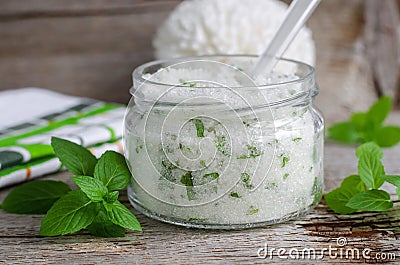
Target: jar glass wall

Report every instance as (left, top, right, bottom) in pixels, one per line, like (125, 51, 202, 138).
(123, 55, 324, 229)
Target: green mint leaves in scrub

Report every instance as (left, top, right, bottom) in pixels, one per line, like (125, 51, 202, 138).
(325, 142, 399, 214)
(1, 137, 141, 237)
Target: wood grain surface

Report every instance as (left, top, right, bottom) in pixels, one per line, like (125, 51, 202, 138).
(1, 0, 400, 124)
(1, 110, 399, 264)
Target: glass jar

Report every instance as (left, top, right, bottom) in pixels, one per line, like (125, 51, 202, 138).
(123, 55, 324, 229)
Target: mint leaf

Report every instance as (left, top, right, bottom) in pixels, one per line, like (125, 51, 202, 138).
(241, 172, 254, 189)
(1, 180, 71, 214)
(355, 142, 383, 159)
(94, 151, 131, 191)
(202, 172, 219, 180)
(324, 175, 364, 214)
(325, 188, 357, 214)
(180, 171, 195, 200)
(367, 96, 392, 125)
(341, 175, 365, 192)
(104, 191, 119, 203)
(72, 176, 108, 202)
(397, 187, 400, 200)
(346, 190, 393, 212)
(51, 137, 97, 176)
(230, 192, 241, 198)
(378, 175, 400, 187)
(358, 150, 385, 189)
(87, 210, 125, 237)
(374, 126, 400, 147)
(103, 200, 142, 232)
(281, 156, 289, 167)
(351, 112, 368, 132)
(328, 122, 360, 144)
(192, 119, 204, 137)
(40, 190, 97, 236)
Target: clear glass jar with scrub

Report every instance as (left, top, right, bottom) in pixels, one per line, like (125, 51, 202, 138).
(123, 55, 324, 229)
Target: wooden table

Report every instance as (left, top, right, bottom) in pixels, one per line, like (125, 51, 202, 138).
(1, 140, 399, 264)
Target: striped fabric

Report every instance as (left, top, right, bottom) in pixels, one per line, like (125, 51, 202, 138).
(0, 88, 125, 188)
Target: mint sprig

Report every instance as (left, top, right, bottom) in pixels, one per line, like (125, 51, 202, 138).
(1, 137, 141, 237)
(325, 142, 400, 214)
(328, 96, 400, 147)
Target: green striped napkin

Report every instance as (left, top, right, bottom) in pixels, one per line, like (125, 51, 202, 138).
(0, 88, 126, 188)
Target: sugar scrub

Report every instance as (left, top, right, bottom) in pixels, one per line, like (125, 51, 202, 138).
(124, 56, 324, 228)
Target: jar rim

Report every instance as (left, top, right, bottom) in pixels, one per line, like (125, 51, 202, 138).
(131, 55, 316, 107)
(133, 54, 314, 86)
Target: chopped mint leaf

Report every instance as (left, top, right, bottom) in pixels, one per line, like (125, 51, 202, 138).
(181, 171, 195, 200)
(191, 119, 204, 137)
(230, 192, 241, 198)
(247, 206, 259, 215)
(161, 159, 176, 182)
(200, 160, 206, 167)
(241, 172, 254, 189)
(179, 143, 191, 152)
(214, 135, 230, 156)
(237, 145, 263, 159)
(189, 83, 196, 87)
(283, 173, 289, 180)
(202, 172, 219, 180)
(265, 182, 277, 190)
(281, 156, 289, 168)
(292, 137, 302, 142)
(242, 120, 251, 127)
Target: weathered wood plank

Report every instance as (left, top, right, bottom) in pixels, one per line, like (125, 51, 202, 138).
(0, 1, 180, 104)
(309, 0, 378, 124)
(0, 0, 180, 17)
(364, 0, 400, 102)
(1, 0, 397, 122)
(0, 112, 399, 264)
